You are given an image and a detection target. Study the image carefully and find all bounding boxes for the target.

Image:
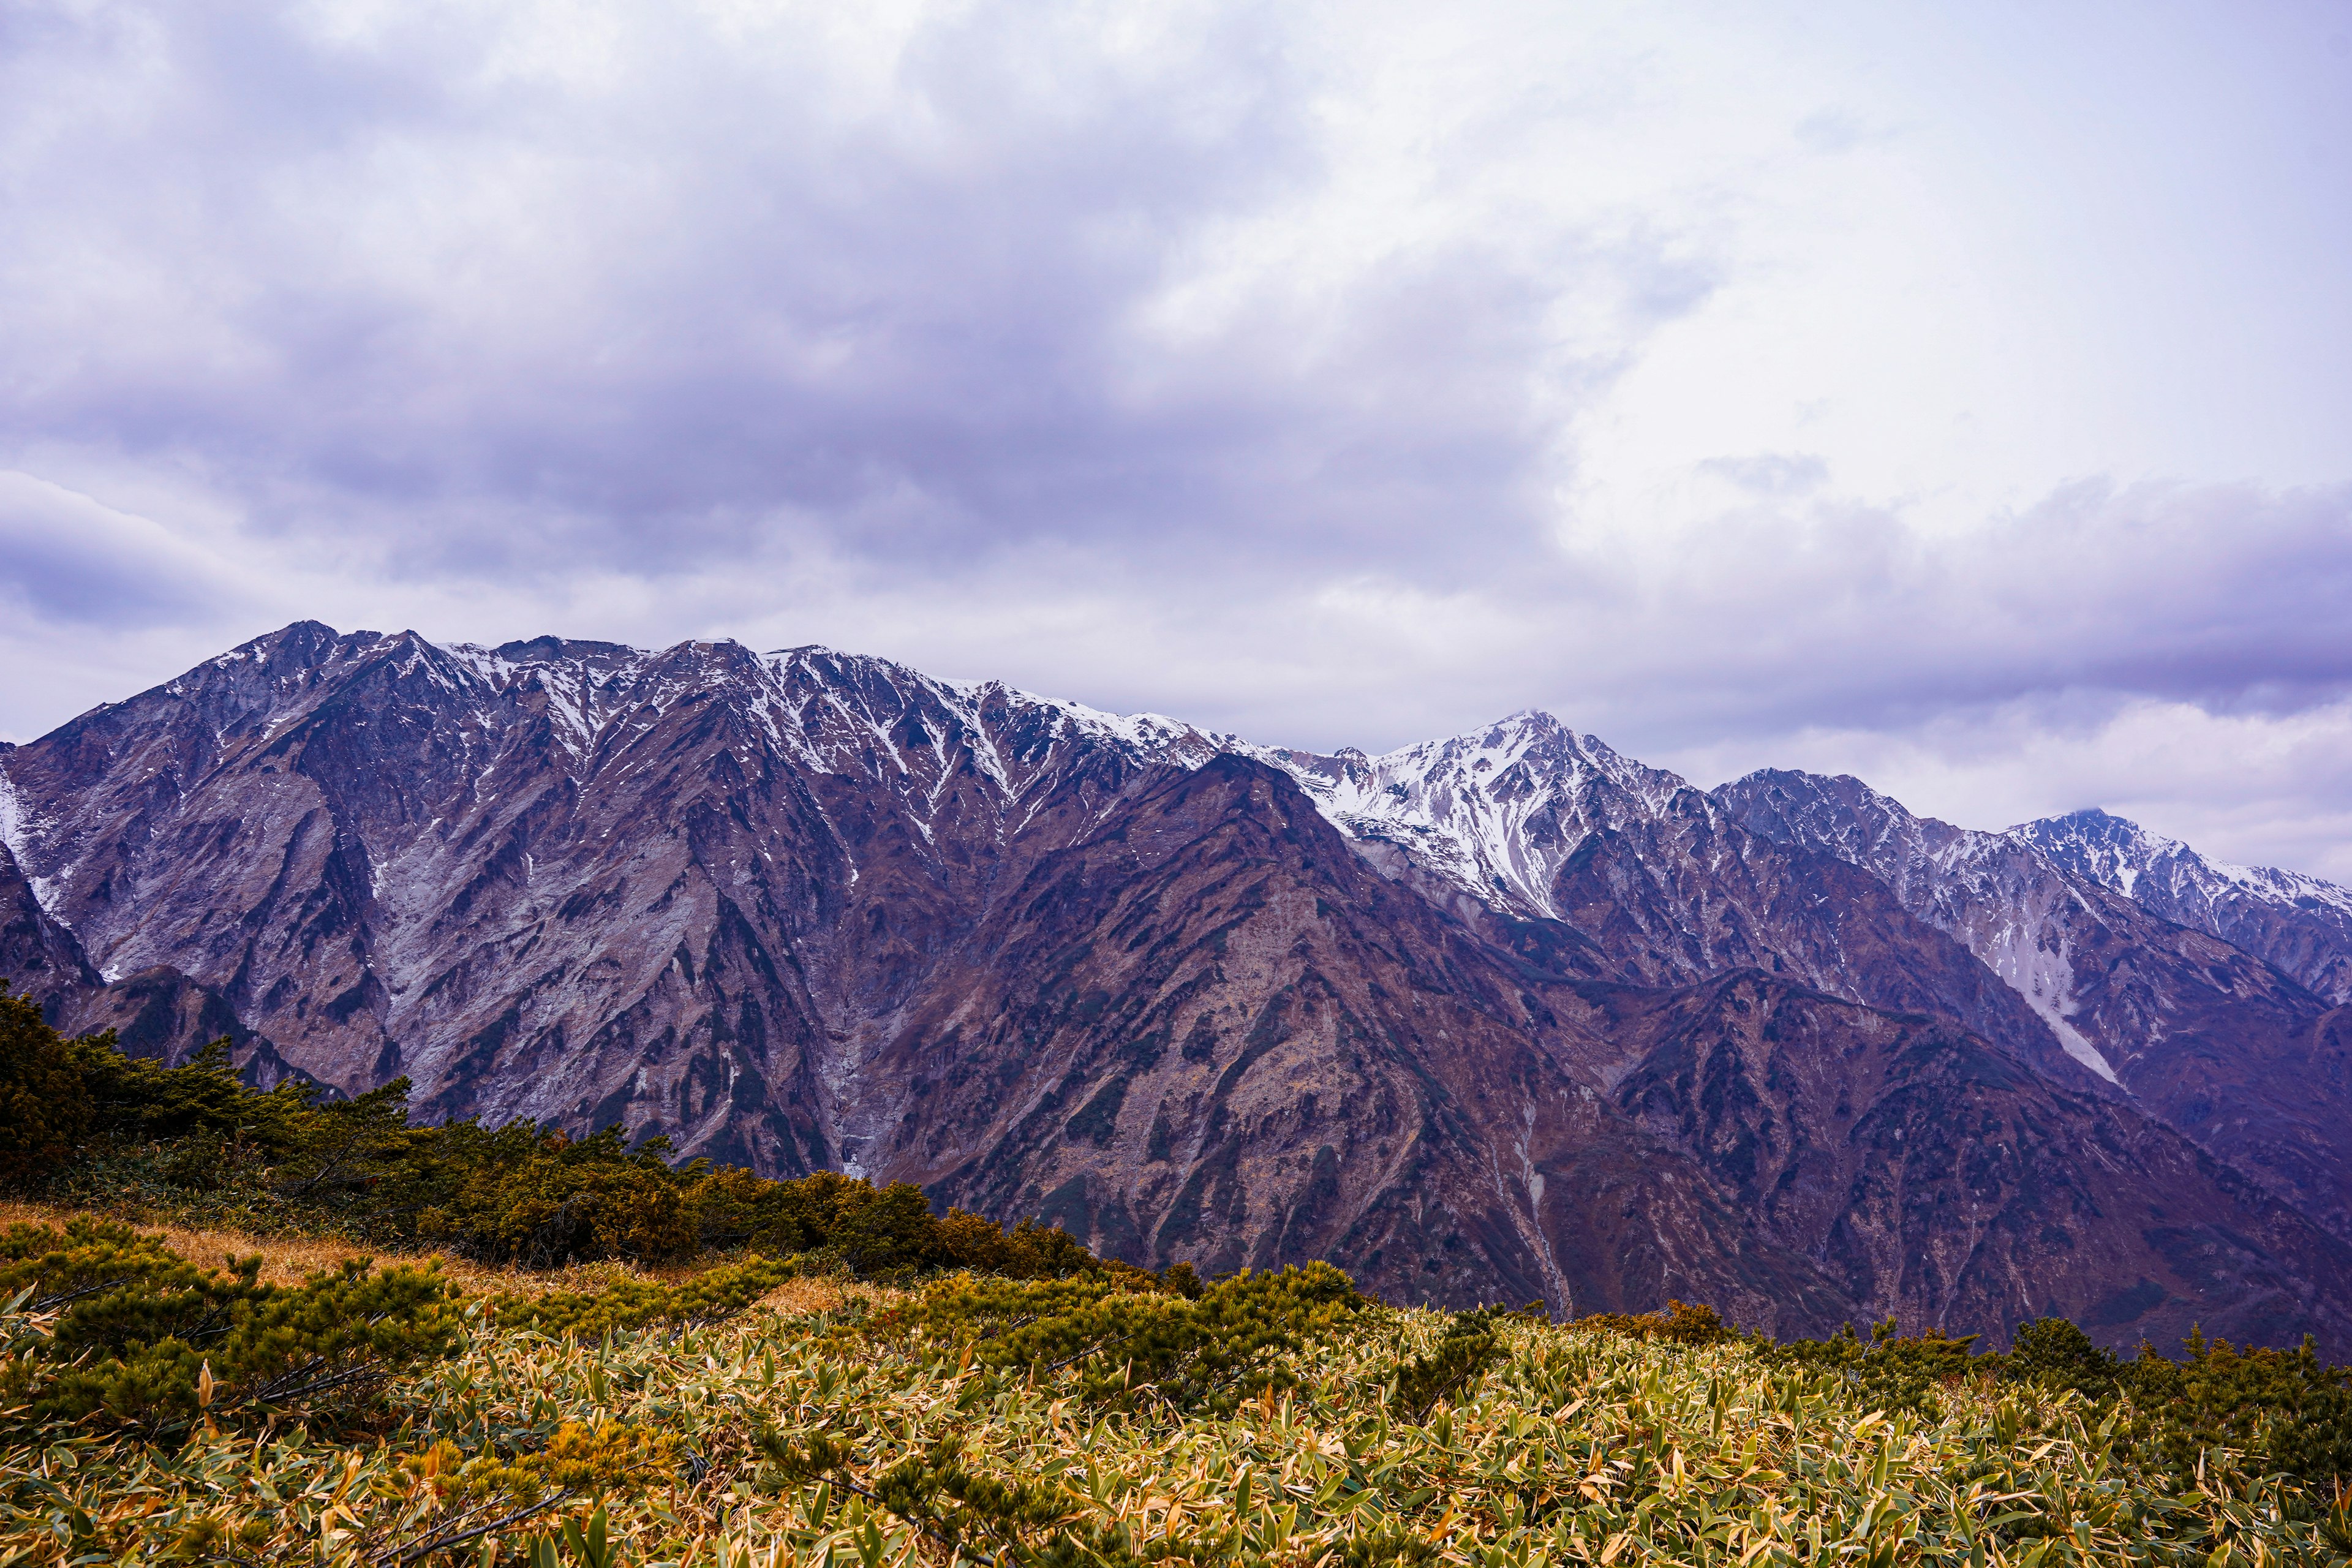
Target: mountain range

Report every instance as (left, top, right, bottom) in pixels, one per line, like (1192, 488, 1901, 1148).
(6, 622, 2350, 1350)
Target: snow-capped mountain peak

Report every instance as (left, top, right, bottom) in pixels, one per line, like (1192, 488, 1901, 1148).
(2011, 807, 2352, 1002)
(2007, 809, 2180, 898)
(1251, 710, 1697, 918)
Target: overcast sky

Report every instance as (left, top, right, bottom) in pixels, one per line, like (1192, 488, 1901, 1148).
(5, 0, 2351, 876)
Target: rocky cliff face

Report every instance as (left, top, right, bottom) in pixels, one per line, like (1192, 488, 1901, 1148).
(2015, 808, 2352, 1006)
(8, 624, 2352, 1349)
(1715, 771, 2352, 1243)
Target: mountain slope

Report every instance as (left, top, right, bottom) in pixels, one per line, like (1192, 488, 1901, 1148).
(1586, 972, 2352, 1351)
(1266, 717, 2108, 1098)
(0, 625, 1215, 1139)
(2016, 808, 2352, 1006)
(8, 623, 2352, 1346)
(839, 753, 2352, 1345)
(1716, 769, 2352, 1242)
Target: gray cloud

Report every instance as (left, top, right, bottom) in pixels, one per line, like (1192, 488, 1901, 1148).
(1695, 453, 1828, 497)
(0, 1, 1686, 600)
(1627, 480, 2352, 738)
(0, 472, 242, 625)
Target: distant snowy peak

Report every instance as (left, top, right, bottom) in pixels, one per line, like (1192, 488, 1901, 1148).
(401, 633, 1229, 791)
(2010, 809, 2185, 899)
(2011, 808, 2352, 1003)
(1260, 711, 1698, 918)
(2011, 808, 2352, 920)
(1716, 767, 1987, 880)
(1711, 767, 2133, 1085)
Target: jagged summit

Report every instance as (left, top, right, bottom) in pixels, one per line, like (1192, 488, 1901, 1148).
(1718, 764, 2352, 1245)
(1265, 709, 1695, 919)
(2015, 802, 2352, 911)
(2013, 804, 2352, 1005)
(2011, 806, 2180, 891)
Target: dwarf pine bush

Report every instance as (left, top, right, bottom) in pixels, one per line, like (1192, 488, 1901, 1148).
(889, 1259, 1363, 1415)
(0, 1216, 459, 1434)
(492, 1255, 804, 1336)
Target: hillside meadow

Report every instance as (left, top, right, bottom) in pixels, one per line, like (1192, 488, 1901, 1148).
(7, 994, 2352, 1566)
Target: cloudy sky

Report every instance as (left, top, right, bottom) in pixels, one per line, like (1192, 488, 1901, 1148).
(5, 0, 2351, 875)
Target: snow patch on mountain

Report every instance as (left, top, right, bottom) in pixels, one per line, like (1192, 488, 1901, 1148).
(2015, 809, 2352, 924)
(1711, 768, 2146, 1085)
(1256, 712, 1692, 918)
(416, 636, 1653, 925)
(1973, 905, 2120, 1084)
(0, 760, 67, 921)
(2014, 808, 2352, 1004)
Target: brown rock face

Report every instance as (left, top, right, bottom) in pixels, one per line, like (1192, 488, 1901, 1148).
(1716, 769, 2352, 1243)
(1581, 975, 2352, 1352)
(1, 827, 97, 1005)
(2015, 807, 2352, 1007)
(2, 802, 288, 1078)
(7, 623, 2351, 1349)
(836, 755, 1858, 1330)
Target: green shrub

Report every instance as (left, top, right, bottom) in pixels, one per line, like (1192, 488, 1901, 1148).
(900, 1261, 1363, 1414)
(0, 986, 94, 1169)
(1749, 1316, 1983, 1415)
(1392, 1305, 1506, 1422)
(1572, 1299, 1732, 1347)
(6, 1003, 1117, 1288)
(493, 1256, 800, 1336)
(69, 1031, 311, 1150)
(418, 1124, 698, 1265)
(998, 1216, 1103, 1279)
(2004, 1315, 2125, 1401)
(2124, 1329, 2352, 1486)
(682, 1168, 1096, 1280)
(0, 1217, 459, 1435)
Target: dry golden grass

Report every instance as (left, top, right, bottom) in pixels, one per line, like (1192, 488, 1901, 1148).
(755, 1275, 846, 1316)
(749, 1275, 909, 1316)
(0, 1198, 914, 1310)
(0, 1199, 672, 1296)
(13, 1277, 2320, 1567)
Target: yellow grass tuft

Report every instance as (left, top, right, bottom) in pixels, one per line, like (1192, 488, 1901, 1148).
(748, 1275, 910, 1317)
(0, 1199, 666, 1296)
(754, 1275, 845, 1316)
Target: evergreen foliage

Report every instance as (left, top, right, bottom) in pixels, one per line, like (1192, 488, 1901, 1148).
(2125, 1329, 2352, 1488)
(0, 989, 92, 1168)
(0, 1216, 458, 1434)
(1743, 1311, 2352, 1491)
(1749, 1314, 1985, 1415)
(491, 1256, 802, 1336)
(892, 1260, 1363, 1414)
(1391, 1303, 1512, 1422)
(2, 993, 1104, 1281)
(1570, 1298, 1732, 1347)
(2007, 1315, 2127, 1401)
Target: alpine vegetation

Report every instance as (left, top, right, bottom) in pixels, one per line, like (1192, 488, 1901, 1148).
(7, 995, 2352, 1566)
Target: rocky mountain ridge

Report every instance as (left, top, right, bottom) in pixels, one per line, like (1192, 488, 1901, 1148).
(1716, 771, 2352, 1243)
(2013, 807, 2352, 1006)
(6, 622, 2352, 1349)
